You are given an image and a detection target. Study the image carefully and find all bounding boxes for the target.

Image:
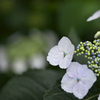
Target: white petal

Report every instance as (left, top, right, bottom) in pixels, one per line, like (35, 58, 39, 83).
(48, 46, 63, 57)
(58, 37, 73, 52)
(77, 65, 88, 78)
(87, 10, 100, 22)
(98, 95, 100, 100)
(81, 69, 97, 89)
(59, 56, 72, 69)
(59, 44, 74, 69)
(61, 73, 77, 93)
(73, 81, 89, 99)
(47, 46, 63, 66)
(67, 44, 74, 59)
(67, 62, 80, 78)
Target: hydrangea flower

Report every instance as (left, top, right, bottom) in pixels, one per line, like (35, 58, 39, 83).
(87, 10, 100, 22)
(61, 62, 97, 99)
(47, 37, 74, 69)
(98, 95, 100, 100)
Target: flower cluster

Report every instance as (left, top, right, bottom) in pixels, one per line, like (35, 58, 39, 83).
(47, 37, 97, 99)
(75, 39, 100, 76)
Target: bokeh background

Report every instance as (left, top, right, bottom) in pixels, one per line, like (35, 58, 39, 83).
(0, 0, 100, 90)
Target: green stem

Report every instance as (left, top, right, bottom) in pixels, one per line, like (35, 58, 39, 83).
(84, 93, 100, 100)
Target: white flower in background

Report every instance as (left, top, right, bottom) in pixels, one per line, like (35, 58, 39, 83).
(29, 54, 47, 69)
(61, 62, 96, 99)
(98, 95, 100, 100)
(47, 37, 74, 69)
(94, 31, 100, 38)
(0, 46, 9, 73)
(87, 10, 100, 22)
(11, 58, 27, 74)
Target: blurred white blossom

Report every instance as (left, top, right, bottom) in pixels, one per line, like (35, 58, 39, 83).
(11, 58, 27, 74)
(94, 31, 100, 38)
(87, 10, 100, 22)
(29, 54, 47, 69)
(98, 95, 100, 100)
(61, 62, 96, 99)
(0, 46, 9, 73)
(1, 29, 58, 74)
(47, 37, 74, 69)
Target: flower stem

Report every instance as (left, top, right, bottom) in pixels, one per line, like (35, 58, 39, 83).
(84, 93, 100, 100)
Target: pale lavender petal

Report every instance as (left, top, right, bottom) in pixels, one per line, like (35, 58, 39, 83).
(47, 56, 62, 66)
(67, 62, 80, 78)
(67, 44, 74, 59)
(48, 46, 63, 57)
(59, 55, 72, 69)
(73, 81, 89, 99)
(47, 46, 63, 66)
(58, 37, 72, 52)
(77, 65, 88, 78)
(59, 44, 74, 69)
(61, 73, 77, 93)
(61, 62, 97, 99)
(81, 69, 97, 89)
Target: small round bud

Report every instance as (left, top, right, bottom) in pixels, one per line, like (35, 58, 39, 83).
(83, 43, 86, 46)
(95, 70, 98, 72)
(80, 42, 82, 44)
(85, 55, 87, 58)
(92, 56, 95, 59)
(97, 74, 99, 76)
(77, 49, 79, 51)
(91, 52, 94, 55)
(81, 52, 84, 54)
(74, 51, 77, 53)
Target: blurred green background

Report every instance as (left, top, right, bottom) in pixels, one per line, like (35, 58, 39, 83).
(0, 0, 100, 43)
(0, 0, 100, 99)
(0, 0, 100, 74)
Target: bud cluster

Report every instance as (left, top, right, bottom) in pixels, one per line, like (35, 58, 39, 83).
(75, 39, 100, 76)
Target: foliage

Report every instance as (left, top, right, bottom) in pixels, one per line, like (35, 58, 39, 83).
(44, 79, 100, 100)
(0, 69, 64, 100)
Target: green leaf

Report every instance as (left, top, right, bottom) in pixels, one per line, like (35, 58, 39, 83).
(57, 0, 100, 38)
(44, 79, 100, 100)
(0, 74, 11, 91)
(0, 69, 64, 100)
